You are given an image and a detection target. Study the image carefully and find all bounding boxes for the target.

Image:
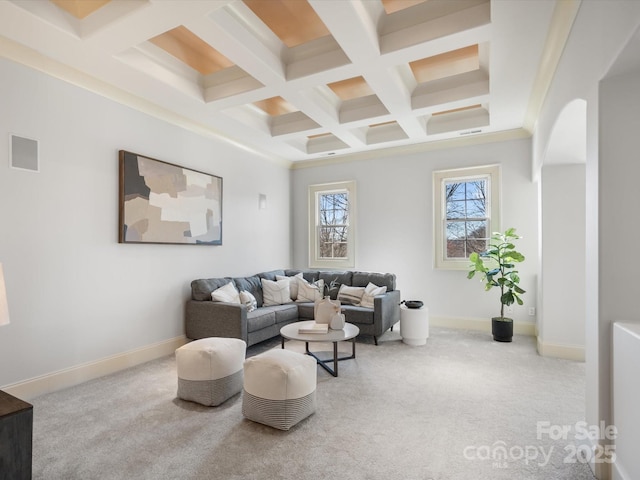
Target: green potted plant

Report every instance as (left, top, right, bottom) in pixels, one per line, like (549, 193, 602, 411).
(467, 227, 526, 342)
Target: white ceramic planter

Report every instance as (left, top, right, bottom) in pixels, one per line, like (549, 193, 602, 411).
(400, 304, 429, 346)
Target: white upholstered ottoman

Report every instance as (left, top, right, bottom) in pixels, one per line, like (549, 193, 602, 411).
(176, 337, 246, 406)
(242, 349, 317, 430)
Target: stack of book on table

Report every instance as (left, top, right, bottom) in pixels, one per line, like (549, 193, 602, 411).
(298, 323, 329, 334)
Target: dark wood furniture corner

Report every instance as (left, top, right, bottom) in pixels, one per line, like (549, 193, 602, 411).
(0, 390, 33, 480)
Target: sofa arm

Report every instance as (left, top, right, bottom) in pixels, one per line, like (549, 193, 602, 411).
(185, 300, 248, 341)
(373, 290, 401, 336)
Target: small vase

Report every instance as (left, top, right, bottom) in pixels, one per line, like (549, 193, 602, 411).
(330, 313, 345, 330)
(315, 296, 341, 324)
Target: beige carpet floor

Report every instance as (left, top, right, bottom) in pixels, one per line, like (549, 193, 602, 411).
(31, 327, 595, 480)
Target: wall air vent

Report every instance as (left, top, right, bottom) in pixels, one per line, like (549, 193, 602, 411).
(460, 129, 482, 136)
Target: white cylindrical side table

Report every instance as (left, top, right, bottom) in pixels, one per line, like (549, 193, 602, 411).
(400, 304, 429, 346)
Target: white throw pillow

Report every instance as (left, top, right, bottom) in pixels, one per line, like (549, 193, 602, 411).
(295, 277, 325, 303)
(337, 284, 366, 305)
(211, 282, 241, 304)
(261, 278, 292, 306)
(239, 290, 257, 312)
(359, 282, 387, 309)
(275, 273, 303, 301)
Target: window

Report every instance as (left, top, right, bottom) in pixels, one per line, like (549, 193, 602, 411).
(309, 181, 356, 268)
(433, 165, 500, 269)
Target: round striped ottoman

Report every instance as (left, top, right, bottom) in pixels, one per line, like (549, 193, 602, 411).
(176, 337, 246, 407)
(242, 349, 317, 430)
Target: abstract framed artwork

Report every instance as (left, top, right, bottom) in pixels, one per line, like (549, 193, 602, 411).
(118, 150, 222, 245)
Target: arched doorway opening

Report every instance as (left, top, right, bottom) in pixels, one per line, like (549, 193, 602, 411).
(537, 99, 587, 360)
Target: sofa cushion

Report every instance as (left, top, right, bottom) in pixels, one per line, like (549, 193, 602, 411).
(247, 308, 276, 333)
(342, 305, 375, 325)
(257, 270, 286, 281)
(319, 271, 353, 299)
(273, 304, 299, 324)
(352, 272, 396, 291)
(285, 269, 320, 283)
(191, 278, 233, 301)
(296, 302, 315, 320)
(234, 276, 263, 307)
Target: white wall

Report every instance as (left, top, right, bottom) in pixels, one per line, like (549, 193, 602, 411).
(0, 58, 291, 390)
(291, 137, 538, 327)
(612, 322, 640, 480)
(600, 68, 640, 480)
(533, 2, 640, 478)
(540, 164, 586, 358)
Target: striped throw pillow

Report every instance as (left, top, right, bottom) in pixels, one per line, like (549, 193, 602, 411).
(337, 285, 365, 305)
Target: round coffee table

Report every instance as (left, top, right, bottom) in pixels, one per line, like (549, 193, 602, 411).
(280, 321, 359, 377)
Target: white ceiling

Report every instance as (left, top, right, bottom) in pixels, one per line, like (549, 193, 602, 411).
(0, 0, 568, 166)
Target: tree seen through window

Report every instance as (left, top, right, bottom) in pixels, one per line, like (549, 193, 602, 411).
(445, 179, 488, 258)
(319, 192, 348, 259)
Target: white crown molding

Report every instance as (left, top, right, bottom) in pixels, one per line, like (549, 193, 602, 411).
(523, 0, 582, 133)
(291, 128, 531, 169)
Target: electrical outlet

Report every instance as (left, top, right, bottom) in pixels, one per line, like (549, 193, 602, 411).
(505, 306, 514, 314)
(528, 307, 536, 316)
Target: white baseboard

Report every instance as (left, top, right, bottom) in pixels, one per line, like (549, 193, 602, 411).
(2, 335, 188, 401)
(536, 337, 585, 361)
(430, 316, 536, 336)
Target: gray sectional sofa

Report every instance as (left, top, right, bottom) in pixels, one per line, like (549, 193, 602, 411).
(185, 269, 400, 346)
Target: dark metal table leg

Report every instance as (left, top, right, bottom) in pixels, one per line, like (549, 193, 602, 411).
(302, 339, 357, 377)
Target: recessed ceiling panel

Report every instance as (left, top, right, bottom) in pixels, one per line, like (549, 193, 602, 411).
(427, 106, 489, 135)
(271, 112, 320, 137)
(412, 69, 490, 111)
(307, 133, 349, 154)
(367, 121, 408, 144)
(50, 0, 110, 19)
(328, 76, 374, 101)
(2, 0, 562, 163)
(308, 132, 332, 139)
(381, 0, 427, 15)
(433, 104, 483, 116)
(380, 0, 490, 56)
(410, 45, 479, 85)
(243, 0, 330, 48)
(150, 26, 234, 76)
(254, 97, 298, 116)
(339, 95, 389, 124)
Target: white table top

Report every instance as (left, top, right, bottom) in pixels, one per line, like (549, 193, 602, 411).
(280, 320, 359, 343)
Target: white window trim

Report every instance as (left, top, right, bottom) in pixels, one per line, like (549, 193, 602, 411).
(308, 181, 356, 269)
(433, 165, 501, 270)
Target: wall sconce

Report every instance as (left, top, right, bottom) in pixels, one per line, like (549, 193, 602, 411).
(0, 263, 9, 326)
(258, 194, 267, 210)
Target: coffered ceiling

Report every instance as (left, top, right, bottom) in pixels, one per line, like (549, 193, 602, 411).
(0, 0, 568, 166)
